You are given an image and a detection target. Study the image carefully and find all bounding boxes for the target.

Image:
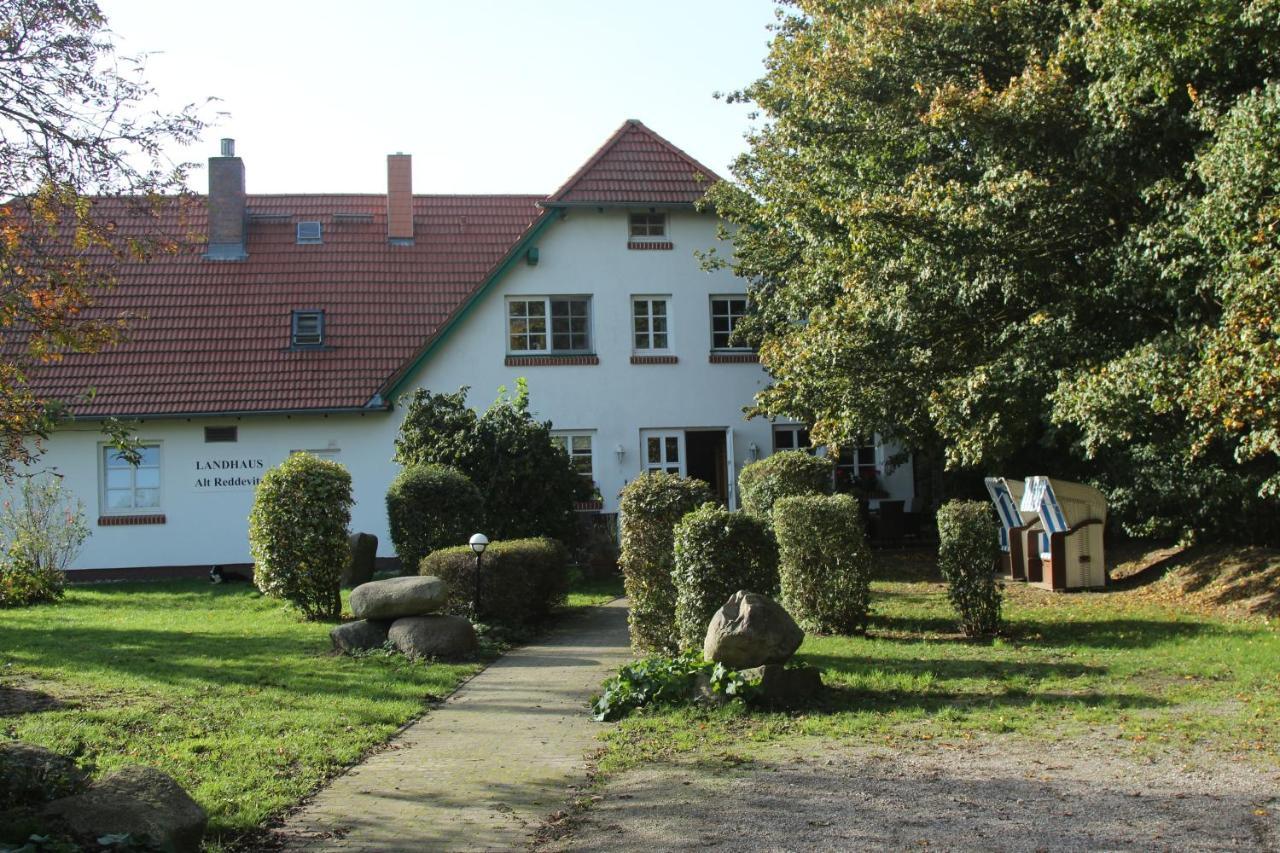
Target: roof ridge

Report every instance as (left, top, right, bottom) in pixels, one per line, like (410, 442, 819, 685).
(548, 119, 721, 204)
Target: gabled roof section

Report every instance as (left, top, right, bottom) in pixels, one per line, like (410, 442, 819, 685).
(547, 119, 722, 206)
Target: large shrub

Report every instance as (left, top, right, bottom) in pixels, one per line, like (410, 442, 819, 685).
(0, 475, 89, 607)
(773, 493, 872, 634)
(738, 451, 833, 517)
(420, 536, 568, 628)
(617, 473, 714, 653)
(394, 381, 586, 545)
(249, 453, 352, 620)
(936, 500, 1003, 637)
(386, 464, 482, 572)
(672, 503, 780, 649)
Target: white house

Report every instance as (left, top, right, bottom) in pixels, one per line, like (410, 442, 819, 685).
(20, 120, 915, 576)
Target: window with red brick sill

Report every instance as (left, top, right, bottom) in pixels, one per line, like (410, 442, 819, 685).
(101, 444, 161, 517)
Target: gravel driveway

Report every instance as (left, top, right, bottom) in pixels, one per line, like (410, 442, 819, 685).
(542, 736, 1279, 851)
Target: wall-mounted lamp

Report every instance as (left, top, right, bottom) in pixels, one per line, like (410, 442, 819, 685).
(748, 442, 760, 461)
(615, 444, 626, 463)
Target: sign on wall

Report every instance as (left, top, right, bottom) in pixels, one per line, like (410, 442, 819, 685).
(193, 458, 266, 490)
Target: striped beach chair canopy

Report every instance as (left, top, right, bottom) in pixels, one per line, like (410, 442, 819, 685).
(1022, 476, 1068, 557)
(983, 477, 1024, 551)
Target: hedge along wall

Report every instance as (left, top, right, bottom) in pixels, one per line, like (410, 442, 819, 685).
(738, 450, 834, 517)
(420, 536, 569, 629)
(773, 493, 872, 634)
(617, 473, 714, 654)
(248, 452, 353, 621)
(936, 500, 1003, 637)
(672, 502, 780, 649)
(386, 463, 483, 572)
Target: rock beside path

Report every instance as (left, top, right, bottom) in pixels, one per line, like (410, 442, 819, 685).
(0, 741, 88, 805)
(344, 532, 379, 587)
(330, 619, 391, 653)
(703, 591, 804, 669)
(351, 575, 448, 621)
(389, 615, 478, 660)
(738, 664, 823, 705)
(44, 766, 207, 853)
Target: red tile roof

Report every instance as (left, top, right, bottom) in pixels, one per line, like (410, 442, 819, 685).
(13, 121, 721, 418)
(548, 119, 721, 205)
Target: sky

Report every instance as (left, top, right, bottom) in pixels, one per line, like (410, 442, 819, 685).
(100, 0, 781, 195)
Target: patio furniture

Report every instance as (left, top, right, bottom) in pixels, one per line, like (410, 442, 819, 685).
(1019, 476, 1108, 590)
(982, 477, 1040, 581)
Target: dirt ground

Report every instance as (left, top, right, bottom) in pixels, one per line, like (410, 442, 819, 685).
(540, 736, 1280, 852)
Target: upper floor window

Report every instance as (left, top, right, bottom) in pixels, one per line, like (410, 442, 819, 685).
(102, 444, 161, 513)
(629, 212, 666, 238)
(632, 296, 670, 351)
(773, 425, 812, 453)
(291, 310, 325, 348)
(710, 296, 749, 350)
(296, 221, 323, 244)
(507, 296, 591, 354)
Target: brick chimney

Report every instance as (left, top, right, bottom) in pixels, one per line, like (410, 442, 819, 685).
(206, 138, 246, 260)
(387, 153, 413, 243)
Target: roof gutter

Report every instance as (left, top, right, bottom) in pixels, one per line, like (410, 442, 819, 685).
(378, 208, 564, 403)
(537, 200, 703, 210)
(63, 402, 391, 423)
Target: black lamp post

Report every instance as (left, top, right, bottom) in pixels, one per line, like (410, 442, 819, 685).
(468, 533, 489, 621)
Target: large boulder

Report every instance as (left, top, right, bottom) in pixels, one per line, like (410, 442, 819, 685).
(343, 532, 379, 587)
(330, 619, 391, 654)
(44, 766, 207, 853)
(388, 615, 478, 660)
(350, 575, 448, 620)
(738, 664, 824, 706)
(0, 741, 89, 806)
(703, 591, 804, 669)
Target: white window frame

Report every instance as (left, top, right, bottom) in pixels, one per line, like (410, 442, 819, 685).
(628, 211, 667, 240)
(551, 431, 595, 483)
(631, 295, 672, 353)
(291, 310, 325, 348)
(709, 295, 750, 351)
(772, 424, 812, 454)
(506, 296, 592, 355)
(640, 430, 685, 476)
(100, 443, 162, 515)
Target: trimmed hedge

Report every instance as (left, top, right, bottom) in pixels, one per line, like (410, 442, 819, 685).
(672, 503, 780, 649)
(420, 536, 568, 628)
(774, 493, 872, 634)
(386, 463, 483, 571)
(249, 453, 352, 620)
(738, 451, 833, 517)
(937, 499, 1003, 637)
(618, 473, 714, 653)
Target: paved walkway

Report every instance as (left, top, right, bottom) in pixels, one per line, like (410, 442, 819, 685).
(276, 599, 632, 852)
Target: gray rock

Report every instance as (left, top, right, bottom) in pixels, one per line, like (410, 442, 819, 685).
(703, 591, 804, 669)
(388, 615, 478, 660)
(350, 575, 448, 620)
(329, 619, 391, 654)
(0, 741, 89, 805)
(44, 766, 207, 853)
(739, 664, 824, 705)
(343, 532, 379, 587)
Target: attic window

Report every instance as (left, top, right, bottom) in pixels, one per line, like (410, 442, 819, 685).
(629, 212, 665, 238)
(204, 426, 238, 443)
(291, 310, 325, 348)
(296, 221, 323, 244)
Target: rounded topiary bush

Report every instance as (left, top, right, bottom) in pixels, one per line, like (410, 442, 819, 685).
(937, 499, 1003, 637)
(386, 463, 483, 572)
(672, 502, 780, 649)
(773, 493, 872, 634)
(618, 473, 714, 654)
(420, 536, 568, 628)
(738, 451, 833, 517)
(249, 453, 353, 620)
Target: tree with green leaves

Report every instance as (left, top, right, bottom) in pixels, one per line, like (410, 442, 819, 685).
(0, 0, 207, 477)
(709, 0, 1279, 541)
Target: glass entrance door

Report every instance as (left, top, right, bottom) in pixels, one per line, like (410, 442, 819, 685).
(641, 430, 684, 475)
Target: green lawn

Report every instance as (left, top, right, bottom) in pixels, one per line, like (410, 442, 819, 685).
(565, 573, 625, 609)
(1, 582, 484, 846)
(600, 556, 1280, 773)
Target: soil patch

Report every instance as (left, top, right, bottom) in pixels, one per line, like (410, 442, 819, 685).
(543, 736, 1280, 851)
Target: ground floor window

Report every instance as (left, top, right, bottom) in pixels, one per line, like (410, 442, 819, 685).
(551, 432, 594, 481)
(835, 442, 879, 494)
(772, 424, 812, 453)
(102, 444, 161, 512)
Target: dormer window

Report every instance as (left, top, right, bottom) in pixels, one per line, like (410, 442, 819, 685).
(291, 310, 325, 348)
(296, 221, 323, 244)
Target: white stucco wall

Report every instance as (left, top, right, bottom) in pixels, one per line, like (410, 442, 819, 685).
(27, 208, 914, 571)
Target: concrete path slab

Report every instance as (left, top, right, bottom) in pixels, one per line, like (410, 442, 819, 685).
(275, 599, 631, 852)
